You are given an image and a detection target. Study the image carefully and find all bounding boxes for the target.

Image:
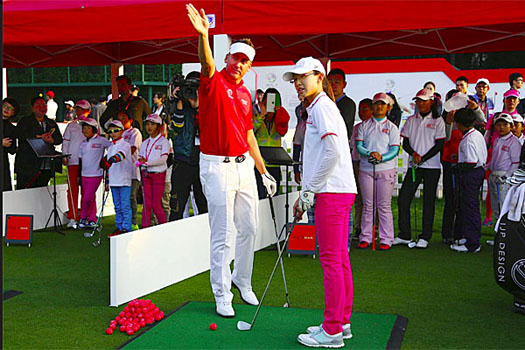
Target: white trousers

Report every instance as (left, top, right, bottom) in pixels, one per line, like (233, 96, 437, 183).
(200, 152, 259, 302)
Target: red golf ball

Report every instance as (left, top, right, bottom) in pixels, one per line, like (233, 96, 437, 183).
(210, 323, 217, 331)
(106, 328, 114, 335)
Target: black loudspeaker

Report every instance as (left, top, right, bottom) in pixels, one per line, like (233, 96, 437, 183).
(493, 214, 525, 314)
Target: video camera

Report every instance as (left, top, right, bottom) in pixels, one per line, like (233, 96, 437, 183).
(168, 74, 200, 101)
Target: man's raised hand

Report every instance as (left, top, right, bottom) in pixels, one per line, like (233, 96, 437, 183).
(186, 3, 209, 36)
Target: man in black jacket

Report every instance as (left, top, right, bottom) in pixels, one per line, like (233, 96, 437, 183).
(15, 96, 63, 189)
(328, 68, 356, 139)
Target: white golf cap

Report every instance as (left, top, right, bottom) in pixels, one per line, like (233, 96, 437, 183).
(64, 100, 74, 107)
(104, 119, 124, 130)
(80, 118, 98, 128)
(145, 113, 163, 125)
(476, 78, 490, 86)
(373, 92, 390, 104)
(412, 88, 434, 101)
(494, 113, 514, 125)
(513, 114, 524, 124)
(75, 99, 91, 110)
(229, 42, 256, 61)
(283, 57, 326, 82)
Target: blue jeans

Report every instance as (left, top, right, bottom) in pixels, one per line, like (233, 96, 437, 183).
(111, 186, 132, 232)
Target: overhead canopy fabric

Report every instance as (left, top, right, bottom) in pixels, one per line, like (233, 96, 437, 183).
(3, 0, 525, 67)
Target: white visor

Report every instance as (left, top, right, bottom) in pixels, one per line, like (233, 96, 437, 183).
(229, 42, 255, 61)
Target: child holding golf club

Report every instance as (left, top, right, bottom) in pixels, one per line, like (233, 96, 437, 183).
(394, 89, 445, 249)
(105, 120, 133, 235)
(137, 114, 170, 228)
(355, 92, 400, 250)
(285, 57, 357, 348)
(62, 100, 92, 229)
(450, 108, 487, 253)
(487, 113, 521, 221)
(118, 111, 142, 231)
(78, 118, 111, 228)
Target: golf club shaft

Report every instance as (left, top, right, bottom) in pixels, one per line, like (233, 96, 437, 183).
(372, 163, 376, 251)
(412, 167, 417, 241)
(248, 216, 298, 330)
(268, 196, 290, 305)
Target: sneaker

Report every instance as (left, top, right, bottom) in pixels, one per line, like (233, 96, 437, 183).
(454, 238, 467, 245)
(450, 244, 481, 253)
(392, 237, 411, 246)
(232, 282, 259, 305)
(415, 239, 428, 249)
(87, 221, 97, 228)
(307, 323, 352, 340)
(378, 243, 391, 250)
(357, 241, 369, 249)
(486, 240, 494, 246)
(298, 325, 344, 348)
(215, 301, 235, 318)
(131, 224, 139, 231)
(67, 219, 78, 229)
(78, 219, 88, 229)
(482, 219, 493, 227)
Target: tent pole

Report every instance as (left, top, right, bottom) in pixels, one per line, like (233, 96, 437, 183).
(213, 34, 231, 72)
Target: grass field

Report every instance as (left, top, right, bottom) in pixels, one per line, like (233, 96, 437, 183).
(3, 198, 524, 349)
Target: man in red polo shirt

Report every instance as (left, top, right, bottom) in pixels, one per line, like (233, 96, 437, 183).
(187, 3, 277, 318)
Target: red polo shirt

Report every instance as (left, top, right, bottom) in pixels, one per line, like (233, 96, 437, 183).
(199, 69, 253, 156)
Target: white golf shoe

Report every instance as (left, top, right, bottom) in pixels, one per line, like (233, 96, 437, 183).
(298, 325, 344, 348)
(232, 282, 259, 306)
(307, 323, 352, 339)
(450, 244, 481, 253)
(392, 237, 411, 246)
(215, 301, 235, 318)
(415, 239, 429, 249)
(67, 219, 78, 229)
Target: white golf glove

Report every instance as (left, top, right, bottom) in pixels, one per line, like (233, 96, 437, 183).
(261, 171, 277, 197)
(299, 190, 315, 212)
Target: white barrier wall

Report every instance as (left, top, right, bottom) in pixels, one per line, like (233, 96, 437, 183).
(2, 185, 114, 234)
(110, 193, 300, 307)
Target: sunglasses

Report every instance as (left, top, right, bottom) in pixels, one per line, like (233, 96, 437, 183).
(289, 72, 317, 84)
(3, 103, 15, 111)
(107, 129, 122, 134)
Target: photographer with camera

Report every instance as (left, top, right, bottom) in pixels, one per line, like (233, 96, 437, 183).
(167, 71, 208, 221)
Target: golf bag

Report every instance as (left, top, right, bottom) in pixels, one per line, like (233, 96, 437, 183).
(493, 213, 525, 314)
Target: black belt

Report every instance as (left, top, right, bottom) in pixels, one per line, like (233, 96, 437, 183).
(223, 155, 246, 163)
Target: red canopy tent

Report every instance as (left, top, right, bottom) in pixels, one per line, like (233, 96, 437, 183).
(3, 0, 525, 67)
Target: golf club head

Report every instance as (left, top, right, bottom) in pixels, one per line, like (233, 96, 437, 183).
(408, 241, 417, 249)
(92, 240, 101, 247)
(283, 302, 289, 308)
(84, 232, 94, 238)
(237, 321, 251, 331)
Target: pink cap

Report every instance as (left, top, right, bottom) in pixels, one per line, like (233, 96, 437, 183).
(504, 89, 520, 99)
(145, 113, 163, 125)
(412, 88, 434, 101)
(75, 99, 92, 110)
(373, 92, 390, 104)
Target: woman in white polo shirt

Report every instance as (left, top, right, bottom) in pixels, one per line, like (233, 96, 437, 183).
(284, 57, 357, 349)
(394, 89, 446, 249)
(355, 92, 400, 250)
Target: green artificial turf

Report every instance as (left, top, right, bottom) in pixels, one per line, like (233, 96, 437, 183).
(121, 301, 401, 349)
(3, 199, 525, 349)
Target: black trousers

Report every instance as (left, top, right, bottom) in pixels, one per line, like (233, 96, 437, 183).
(441, 161, 461, 240)
(169, 160, 207, 221)
(397, 167, 441, 241)
(255, 166, 282, 199)
(456, 167, 484, 251)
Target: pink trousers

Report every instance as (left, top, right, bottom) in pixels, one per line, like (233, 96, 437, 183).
(142, 172, 166, 228)
(315, 192, 356, 335)
(80, 176, 102, 222)
(359, 168, 396, 246)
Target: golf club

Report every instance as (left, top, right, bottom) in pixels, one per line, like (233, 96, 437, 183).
(408, 165, 418, 249)
(66, 164, 78, 227)
(372, 163, 376, 251)
(268, 196, 291, 307)
(90, 169, 110, 247)
(237, 215, 299, 331)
